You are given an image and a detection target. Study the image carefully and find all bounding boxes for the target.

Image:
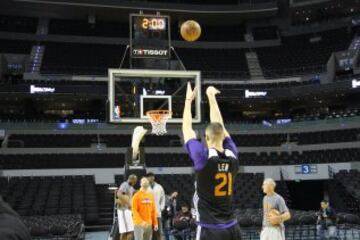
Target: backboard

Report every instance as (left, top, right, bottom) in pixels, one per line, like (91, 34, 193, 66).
(108, 69, 201, 123)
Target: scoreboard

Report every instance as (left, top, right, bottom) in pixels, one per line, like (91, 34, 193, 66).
(130, 14, 171, 59)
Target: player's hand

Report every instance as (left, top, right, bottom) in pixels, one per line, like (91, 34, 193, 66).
(268, 214, 282, 226)
(116, 199, 123, 206)
(186, 82, 197, 102)
(154, 225, 159, 231)
(171, 192, 178, 199)
(206, 86, 220, 97)
(141, 221, 148, 228)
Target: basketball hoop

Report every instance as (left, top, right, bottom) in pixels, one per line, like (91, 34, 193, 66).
(146, 110, 172, 136)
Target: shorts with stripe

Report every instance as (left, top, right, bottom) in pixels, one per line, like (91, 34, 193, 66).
(117, 208, 134, 234)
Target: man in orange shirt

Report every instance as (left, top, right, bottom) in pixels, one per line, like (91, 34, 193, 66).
(132, 177, 158, 240)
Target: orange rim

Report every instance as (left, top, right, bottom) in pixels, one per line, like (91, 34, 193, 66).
(146, 110, 172, 123)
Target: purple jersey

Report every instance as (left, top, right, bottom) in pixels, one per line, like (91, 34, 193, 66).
(185, 137, 238, 170)
(185, 137, 239, 227)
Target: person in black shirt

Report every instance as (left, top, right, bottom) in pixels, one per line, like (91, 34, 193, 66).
(163, 192, 178, 240)
(0, 196, 31, 240)
(172, 204, 195, 240)
(316, 200, 338, 240)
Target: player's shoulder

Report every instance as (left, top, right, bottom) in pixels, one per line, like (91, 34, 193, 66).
(120, 181, 129, 187)
(224, 149, 237, 159)
(274, 192, 285, 201)
(154, 182, 164, 190)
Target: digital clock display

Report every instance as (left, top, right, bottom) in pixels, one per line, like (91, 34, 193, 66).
(141, 17, 166, 30)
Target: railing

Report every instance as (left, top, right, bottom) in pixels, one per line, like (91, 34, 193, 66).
(202, 71, 250, 80)
(226, 116, 360, 131)
(162, 225, 360, 240)
(262, 65, 326, 79)
(239, 225, 360, 240)
(37, 67, 324, 80)
(1, 116, 360, 131)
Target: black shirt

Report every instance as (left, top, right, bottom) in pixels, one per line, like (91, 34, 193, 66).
(194, 149, 239, 225)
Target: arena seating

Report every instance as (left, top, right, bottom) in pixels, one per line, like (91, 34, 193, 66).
(290, 128, 360, 145)
(22, 215, 84, 239)
(233, 173, 264, 209)
(252, 25, 279, 40)
(204, 78, 320, 87)
(8, 134, 98, 148)
(240, 148, 360, 165)
(0, 175, 99, 224)
(49, 18, 129, 37)
(0, 153, 125, 169)
(1, 148, 358, 170)
(232, 133, 287, 146)
(0, 99, 357, 124)
(156, 174, 195, 206)
(0, 15, 38, 33)
(329, 177, 360, 214)
(7, 134, 181, 148)
(292, 108, 360, 122)
(335, 170, 360, 203)
(146, 154, 192, 167)
(0, 39, 34, 54)
(41, 42, 248, 77)
(176, 48, 250, 79)
(104, 134, 181, 147)
(256, 28, 353, 78)
(41, 42, 127, 75)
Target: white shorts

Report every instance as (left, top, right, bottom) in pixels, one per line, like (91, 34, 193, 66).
(117, 209, 134, 234)
(260, 226, 285, 240)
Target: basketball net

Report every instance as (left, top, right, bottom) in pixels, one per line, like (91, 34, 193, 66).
(146, 110, 172, 136)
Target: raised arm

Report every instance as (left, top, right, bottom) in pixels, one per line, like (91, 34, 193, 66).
(131, 126, 148, 160)
(182, 82, 197, 143)
(206, 86, 230, 137)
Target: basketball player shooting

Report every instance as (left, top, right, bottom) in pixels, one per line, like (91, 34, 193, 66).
(182, 83, 241, 240)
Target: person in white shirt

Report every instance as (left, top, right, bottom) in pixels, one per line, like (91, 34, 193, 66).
(146, 172, 165, 240)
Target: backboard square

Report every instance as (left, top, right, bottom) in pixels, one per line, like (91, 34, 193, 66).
(108, 69, 201, 123)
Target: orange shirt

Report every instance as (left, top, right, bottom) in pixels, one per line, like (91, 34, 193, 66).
(132, 189, 158, 226)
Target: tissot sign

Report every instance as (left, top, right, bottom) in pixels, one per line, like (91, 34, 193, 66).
(132, 48, 169, 58)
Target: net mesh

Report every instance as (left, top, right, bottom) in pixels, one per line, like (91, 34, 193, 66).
(146, 110, 172, 136)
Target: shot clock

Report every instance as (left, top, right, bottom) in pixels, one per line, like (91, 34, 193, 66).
(140, 17, 166, 30)
(130, 14, 171, 59)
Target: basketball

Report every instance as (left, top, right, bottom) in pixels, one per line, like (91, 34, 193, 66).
(117, 195, 130, 206)
(180, 20, 201, 42)
(268, 209, 281, 225)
